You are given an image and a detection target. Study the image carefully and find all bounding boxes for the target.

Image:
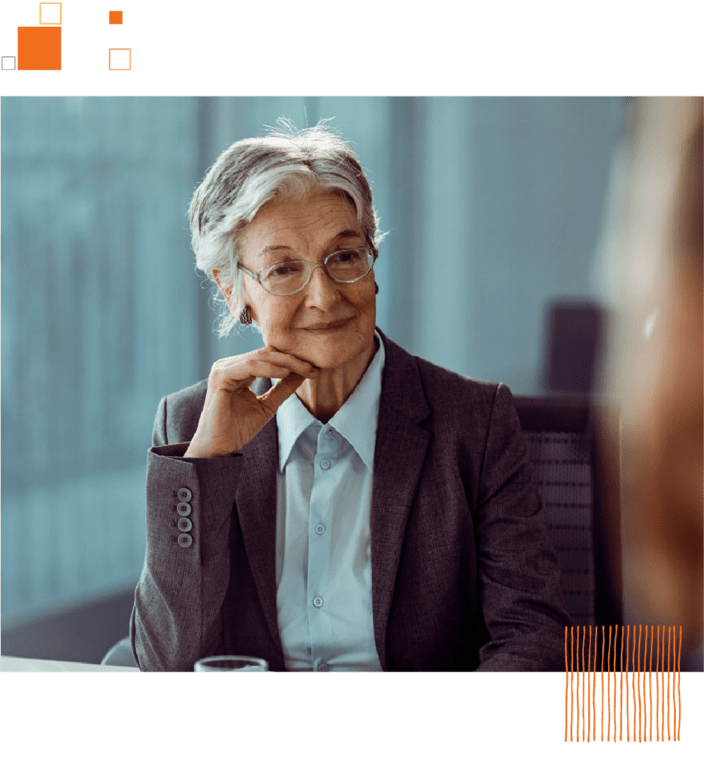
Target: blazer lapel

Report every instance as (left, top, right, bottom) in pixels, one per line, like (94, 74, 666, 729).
(234, 378, 283, 652)
(371, 331, 432, 670)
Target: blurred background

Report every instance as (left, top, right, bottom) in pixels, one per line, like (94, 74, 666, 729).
(2, 96, 634, 661)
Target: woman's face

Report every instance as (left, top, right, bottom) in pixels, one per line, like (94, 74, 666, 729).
(234, 190, 377, 370)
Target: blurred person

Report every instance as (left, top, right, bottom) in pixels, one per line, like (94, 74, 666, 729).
(130, 123, 571, 671)
(596, 97, 702, 668)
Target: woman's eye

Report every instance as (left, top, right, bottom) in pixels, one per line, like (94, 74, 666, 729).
(333, 250, 361, 264)
(269, 263, 303, 278)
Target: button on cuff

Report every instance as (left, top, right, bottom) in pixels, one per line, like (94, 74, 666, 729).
(177, 533, 193, 548)
(177, 517, 192, 532)
(177, 487, 192, 502)
(177, 501, 192, 516)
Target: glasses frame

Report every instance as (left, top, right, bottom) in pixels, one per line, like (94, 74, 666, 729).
(237, 246, 377, 297)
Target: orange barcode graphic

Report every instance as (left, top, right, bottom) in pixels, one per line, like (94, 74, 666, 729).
(564, 625, 682, 742)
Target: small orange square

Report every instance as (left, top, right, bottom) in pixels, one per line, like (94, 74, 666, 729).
(109, 11, 123, 24)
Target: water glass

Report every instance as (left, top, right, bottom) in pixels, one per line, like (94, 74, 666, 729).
(194, 655, 268, 672)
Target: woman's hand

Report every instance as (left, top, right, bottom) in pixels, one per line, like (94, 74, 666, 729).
(184, 347, 319, 458)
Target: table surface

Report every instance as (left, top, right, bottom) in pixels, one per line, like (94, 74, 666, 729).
(1, 655, 140, 672)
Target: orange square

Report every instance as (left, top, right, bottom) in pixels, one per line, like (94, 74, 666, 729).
(108, 48, 132, 72)
(109, 11, 123, 24)
(39, 3, 63, 27)
(18, 27, 61, 70)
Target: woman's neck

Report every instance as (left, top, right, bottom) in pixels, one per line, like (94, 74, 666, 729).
(296, 337, 378, 423)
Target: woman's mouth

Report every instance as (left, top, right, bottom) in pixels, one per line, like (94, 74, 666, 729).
(304, 317, 354, 331)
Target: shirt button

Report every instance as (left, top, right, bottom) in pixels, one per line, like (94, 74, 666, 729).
(177, 487, 192, 502)
(178, 517, 193, 532)
(177, 502, 192, 516)
(320, 459, 331, 470)
(315, 523, 326, 535)
(313, 596, 324, 608)
(317, 662, 329, 672)
(177, 533, 193, 548)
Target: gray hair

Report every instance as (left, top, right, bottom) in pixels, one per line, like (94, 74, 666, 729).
(188, 120, 384, 337)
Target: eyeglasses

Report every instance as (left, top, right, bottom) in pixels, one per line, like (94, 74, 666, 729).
(237, 247, 377, 296)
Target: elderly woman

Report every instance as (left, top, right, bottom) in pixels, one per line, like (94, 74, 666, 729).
(130, 125, 570, 671)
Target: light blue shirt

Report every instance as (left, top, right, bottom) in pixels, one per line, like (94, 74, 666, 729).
(274, 333, 385, 672)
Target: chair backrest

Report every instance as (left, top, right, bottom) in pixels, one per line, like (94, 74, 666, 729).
(514, 395, 622, 631)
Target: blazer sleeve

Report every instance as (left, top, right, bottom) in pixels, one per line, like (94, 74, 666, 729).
(474, 384, 572, 671)
(129, 395, 242, 671)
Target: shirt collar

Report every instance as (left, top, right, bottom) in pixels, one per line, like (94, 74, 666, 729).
(276, 331, 385, 473)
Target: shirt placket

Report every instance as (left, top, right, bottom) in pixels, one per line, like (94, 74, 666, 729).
(306, 424, 338, 672)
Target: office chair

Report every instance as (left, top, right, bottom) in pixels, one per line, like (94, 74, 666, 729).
(514, 395, 623, 635)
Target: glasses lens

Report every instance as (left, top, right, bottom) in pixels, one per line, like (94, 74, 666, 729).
(260, 249, 374, 295)
(326, 248, 373, 282)
(261, 261, 308, 295)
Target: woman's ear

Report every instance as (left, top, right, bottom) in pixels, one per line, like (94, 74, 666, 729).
(212, 269, 237, 314)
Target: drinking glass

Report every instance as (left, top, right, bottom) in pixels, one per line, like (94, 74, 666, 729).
(194, 655, 268, 672)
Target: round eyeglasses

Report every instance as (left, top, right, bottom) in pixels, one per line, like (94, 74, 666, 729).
(237, 247, 377, 296)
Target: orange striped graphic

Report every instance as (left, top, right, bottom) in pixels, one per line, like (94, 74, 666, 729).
(564, 625, 682, 743)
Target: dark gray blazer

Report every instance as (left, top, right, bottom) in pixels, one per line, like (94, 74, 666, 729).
(130, 330, 571, 671)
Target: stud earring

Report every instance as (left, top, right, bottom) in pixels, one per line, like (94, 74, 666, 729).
(375, 282, 379, 295)
(239, 305, 252, 325)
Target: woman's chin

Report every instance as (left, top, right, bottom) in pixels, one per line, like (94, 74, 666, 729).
(303, 348, 357, 371)
(296, 336, 373, 372)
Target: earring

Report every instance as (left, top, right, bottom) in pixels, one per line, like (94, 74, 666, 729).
(239, 305, 252, 325)
(375, 282, 379, 295)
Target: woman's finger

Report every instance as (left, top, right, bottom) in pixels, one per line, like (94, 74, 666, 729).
(209, 359, 315, 391)
(257, 373, 307, 417)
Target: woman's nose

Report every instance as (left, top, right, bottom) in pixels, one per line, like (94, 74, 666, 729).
(304, 263, 340, 306)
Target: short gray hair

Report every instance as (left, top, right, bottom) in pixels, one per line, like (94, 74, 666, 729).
(188, 120, 384, 337)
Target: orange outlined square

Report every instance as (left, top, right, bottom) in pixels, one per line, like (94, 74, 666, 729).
(39, 3, 62, 24)
(109, 11, 123, 24)
(18, 27, 61, 70)
(39, 3, 63, 27)
(109, 48, 131, 70)
(108, 48, 132, 72)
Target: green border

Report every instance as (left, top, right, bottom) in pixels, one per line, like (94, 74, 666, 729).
(0, 0, 702, 95)
(0, 674, 704, 768)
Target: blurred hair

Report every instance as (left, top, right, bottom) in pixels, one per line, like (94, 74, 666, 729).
(670, 122, 704, 272)
(188, 119, 384, 337)
(599, 97, 703, 660)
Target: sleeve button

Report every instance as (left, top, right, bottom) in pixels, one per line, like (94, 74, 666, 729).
(177, 533, 193, 548)
(177, 517, 192, 532)
(177, 501, 192, 516)
(177, 487, 193, 502)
